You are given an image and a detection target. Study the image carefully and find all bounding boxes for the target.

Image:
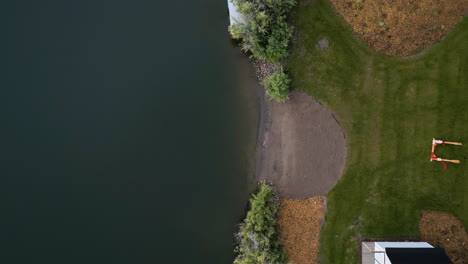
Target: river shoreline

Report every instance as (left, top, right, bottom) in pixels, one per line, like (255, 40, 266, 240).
(227, 0, 347, 199)
(251, 60, 348, 199)
(252, 59, 274, 184)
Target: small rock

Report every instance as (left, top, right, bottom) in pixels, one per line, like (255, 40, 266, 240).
(316, 37, 329, 51)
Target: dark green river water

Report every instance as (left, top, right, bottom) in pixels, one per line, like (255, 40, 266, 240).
(2, 1, 259, 263)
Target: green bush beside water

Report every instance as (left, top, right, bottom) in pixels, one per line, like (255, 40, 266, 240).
(229, 0, 296, 102)
(229, 0, 296, 62)
(233, 183, 287, 264)
(262, 68, 291, 102)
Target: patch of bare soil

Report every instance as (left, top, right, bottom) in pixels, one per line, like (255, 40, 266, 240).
(278, 196, 325, 264)
(419, 211, 468, 264)
(330, 0, 467, 56)
(256, 91, 347, 198)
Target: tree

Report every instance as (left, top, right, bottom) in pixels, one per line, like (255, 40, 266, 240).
(229, 0, 296, 62)
(262, 69, 291, 102)
(233, 182, 287, 264)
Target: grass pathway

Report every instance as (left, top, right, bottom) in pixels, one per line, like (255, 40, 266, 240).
(287, 1, 467, 263)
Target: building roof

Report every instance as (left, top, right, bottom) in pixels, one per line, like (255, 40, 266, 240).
(227, 0, 245, 25)
(386, 248, 453, 264)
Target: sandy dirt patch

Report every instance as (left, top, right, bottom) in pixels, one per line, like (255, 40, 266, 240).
(419, 211, 468, 264)
(331, 0, 467, 56)
(278, 196, 325, 264)
(256, 91, 347, 198)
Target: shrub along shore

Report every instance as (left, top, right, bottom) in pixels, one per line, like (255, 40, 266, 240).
(233, 183, 287, 264)
(228, 1, 297, 261)
(229, 0, 296, 102)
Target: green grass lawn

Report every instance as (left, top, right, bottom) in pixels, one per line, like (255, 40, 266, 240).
(287, 1, 468, 263)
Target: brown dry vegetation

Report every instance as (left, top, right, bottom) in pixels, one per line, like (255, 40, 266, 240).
(278, 196, 325, 264)
(331, 0, 467, 56)
(419, 211, 468, 264)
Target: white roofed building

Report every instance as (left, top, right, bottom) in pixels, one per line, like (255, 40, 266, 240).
(227, 0, 245, 25)
(361, 241, 453, 264)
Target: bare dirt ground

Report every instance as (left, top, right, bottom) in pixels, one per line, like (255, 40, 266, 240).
(256, 91, 347, 198)
(419, 211, 468, 264)
(331, 0, 467, 56)
(278, 196, 325, 264)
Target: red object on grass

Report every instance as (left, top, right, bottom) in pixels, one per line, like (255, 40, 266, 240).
(431, 152, 447, 170)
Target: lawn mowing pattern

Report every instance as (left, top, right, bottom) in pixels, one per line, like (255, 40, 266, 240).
(287, 1, 467, 263)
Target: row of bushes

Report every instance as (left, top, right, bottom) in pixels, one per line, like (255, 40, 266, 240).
(233, 182, 287, 264)
(229, 0, 296, 102)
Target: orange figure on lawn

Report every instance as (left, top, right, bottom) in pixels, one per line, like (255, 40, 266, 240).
(430, 138, 462, 169)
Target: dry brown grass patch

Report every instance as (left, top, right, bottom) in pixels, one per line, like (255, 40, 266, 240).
(419, 211, 468, 264)
(330, 0, 467, 56)
(278, 196, 325, 264)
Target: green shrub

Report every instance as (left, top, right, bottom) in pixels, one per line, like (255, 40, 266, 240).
(229, 0, 296, 62)
(233, 182, 287, 264)
(262, 69, 291, 102)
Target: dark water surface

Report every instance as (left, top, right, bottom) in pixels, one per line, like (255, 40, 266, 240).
(2, 1, 259, 263)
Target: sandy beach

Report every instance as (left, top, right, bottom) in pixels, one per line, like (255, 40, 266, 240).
(256, 91, 347, 198)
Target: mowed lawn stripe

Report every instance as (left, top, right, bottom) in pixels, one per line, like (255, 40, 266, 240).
(287, 0, 467, 263)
